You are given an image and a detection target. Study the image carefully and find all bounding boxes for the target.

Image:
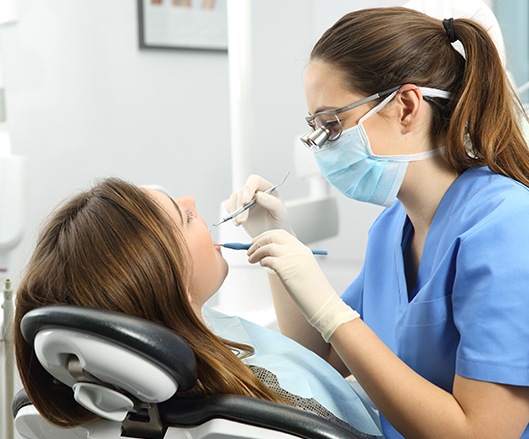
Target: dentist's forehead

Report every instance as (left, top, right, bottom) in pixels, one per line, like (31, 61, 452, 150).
(304, 61, 360, 114)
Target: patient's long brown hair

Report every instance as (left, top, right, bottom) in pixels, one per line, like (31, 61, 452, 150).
(311, 7, 529, 185)
(14, 178, 284, 428)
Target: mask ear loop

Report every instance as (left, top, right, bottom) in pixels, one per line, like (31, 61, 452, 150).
(358, 90, 400, 125)
(358, 87, 453, 126)
(376, 146, 446, 162)
(418, 87, 453, 100)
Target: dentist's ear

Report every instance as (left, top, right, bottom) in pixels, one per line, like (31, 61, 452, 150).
(396, 84, 423, 134)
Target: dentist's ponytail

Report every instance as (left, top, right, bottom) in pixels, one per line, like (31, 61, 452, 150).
(444, 18, 529, 184)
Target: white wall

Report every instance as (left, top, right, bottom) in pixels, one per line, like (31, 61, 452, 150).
(0, 0, 401, 436)
(1, 0, 232, 280)
(1, 0, 404, 310)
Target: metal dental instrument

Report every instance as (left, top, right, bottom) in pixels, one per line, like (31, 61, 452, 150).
(219, 242, 328, 256)
(212, 173, 289, 227)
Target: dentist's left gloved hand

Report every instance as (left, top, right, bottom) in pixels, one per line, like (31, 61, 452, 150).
(224, 175, 294, 238)
(247, 230, 360, 342)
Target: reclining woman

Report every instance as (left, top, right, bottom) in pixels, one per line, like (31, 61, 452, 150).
(14, 177, 382, 439)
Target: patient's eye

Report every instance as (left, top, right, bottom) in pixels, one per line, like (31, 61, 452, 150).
(184, 209, 196, 221)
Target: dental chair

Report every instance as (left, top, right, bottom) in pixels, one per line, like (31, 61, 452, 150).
(12, 305, 368, 439)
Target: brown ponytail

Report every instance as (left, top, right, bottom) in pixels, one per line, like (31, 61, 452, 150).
(311, 7, 529, 185)
(446, 18, 529, 184)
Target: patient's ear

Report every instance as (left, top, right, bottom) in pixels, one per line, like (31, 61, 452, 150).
(187, 293, 203, 320)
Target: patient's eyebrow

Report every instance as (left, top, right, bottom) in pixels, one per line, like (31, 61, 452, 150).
(166, 195, 184, 224)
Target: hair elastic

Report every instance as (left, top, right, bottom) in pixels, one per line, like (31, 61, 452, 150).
(443, 18, 457, 43)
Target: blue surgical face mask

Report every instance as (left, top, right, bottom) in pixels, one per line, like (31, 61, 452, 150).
(313, 88, 448, 207)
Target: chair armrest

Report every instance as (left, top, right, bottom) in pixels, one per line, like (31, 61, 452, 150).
(159, 394, 371, 439)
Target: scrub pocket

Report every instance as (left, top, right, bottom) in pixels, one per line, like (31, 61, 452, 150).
(396, 294, 458, 391)
(400, 293, 452, 327)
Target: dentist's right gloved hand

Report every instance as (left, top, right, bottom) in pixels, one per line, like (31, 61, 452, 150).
(247, 230, 360, 342)
(224, 174, 294, 238)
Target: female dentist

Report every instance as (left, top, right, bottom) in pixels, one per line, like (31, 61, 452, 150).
(225, 7, 529, 439)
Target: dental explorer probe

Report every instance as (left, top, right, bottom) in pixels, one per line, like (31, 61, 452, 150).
(219, 242, 328, 256)
(212, 173, 289, 227)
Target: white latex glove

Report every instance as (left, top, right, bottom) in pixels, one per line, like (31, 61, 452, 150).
(247, 229, 359, 342)
(223, 174, 294, 238)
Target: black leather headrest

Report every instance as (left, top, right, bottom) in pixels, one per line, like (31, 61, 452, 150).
(21, 305, 197, 391)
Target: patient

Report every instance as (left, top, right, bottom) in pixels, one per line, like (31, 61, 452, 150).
(14, 177, 381, 438)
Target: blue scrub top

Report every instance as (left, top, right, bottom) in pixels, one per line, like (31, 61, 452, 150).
(342, 167, 529, 438)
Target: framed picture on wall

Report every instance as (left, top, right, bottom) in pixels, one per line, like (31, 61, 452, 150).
(137, 0, 227, 52)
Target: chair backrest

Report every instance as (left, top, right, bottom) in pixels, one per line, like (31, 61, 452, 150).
(16, 305, 370, 439)
(21, 305, 196, 427)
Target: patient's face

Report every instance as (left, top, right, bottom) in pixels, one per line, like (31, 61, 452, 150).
(144, 188, 228, 312)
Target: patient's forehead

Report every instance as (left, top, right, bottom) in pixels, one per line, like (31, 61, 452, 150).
(140, 187, 183, 224)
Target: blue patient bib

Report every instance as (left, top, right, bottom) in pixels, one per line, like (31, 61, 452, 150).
(203, 306, 382, 437)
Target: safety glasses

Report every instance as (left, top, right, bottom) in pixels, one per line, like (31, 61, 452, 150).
(301, 86, 401, 150)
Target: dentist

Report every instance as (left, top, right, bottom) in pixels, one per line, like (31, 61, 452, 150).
(225, 7, 529, 439)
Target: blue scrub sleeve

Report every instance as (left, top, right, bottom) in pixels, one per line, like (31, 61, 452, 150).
(453, 205, 529, 386)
